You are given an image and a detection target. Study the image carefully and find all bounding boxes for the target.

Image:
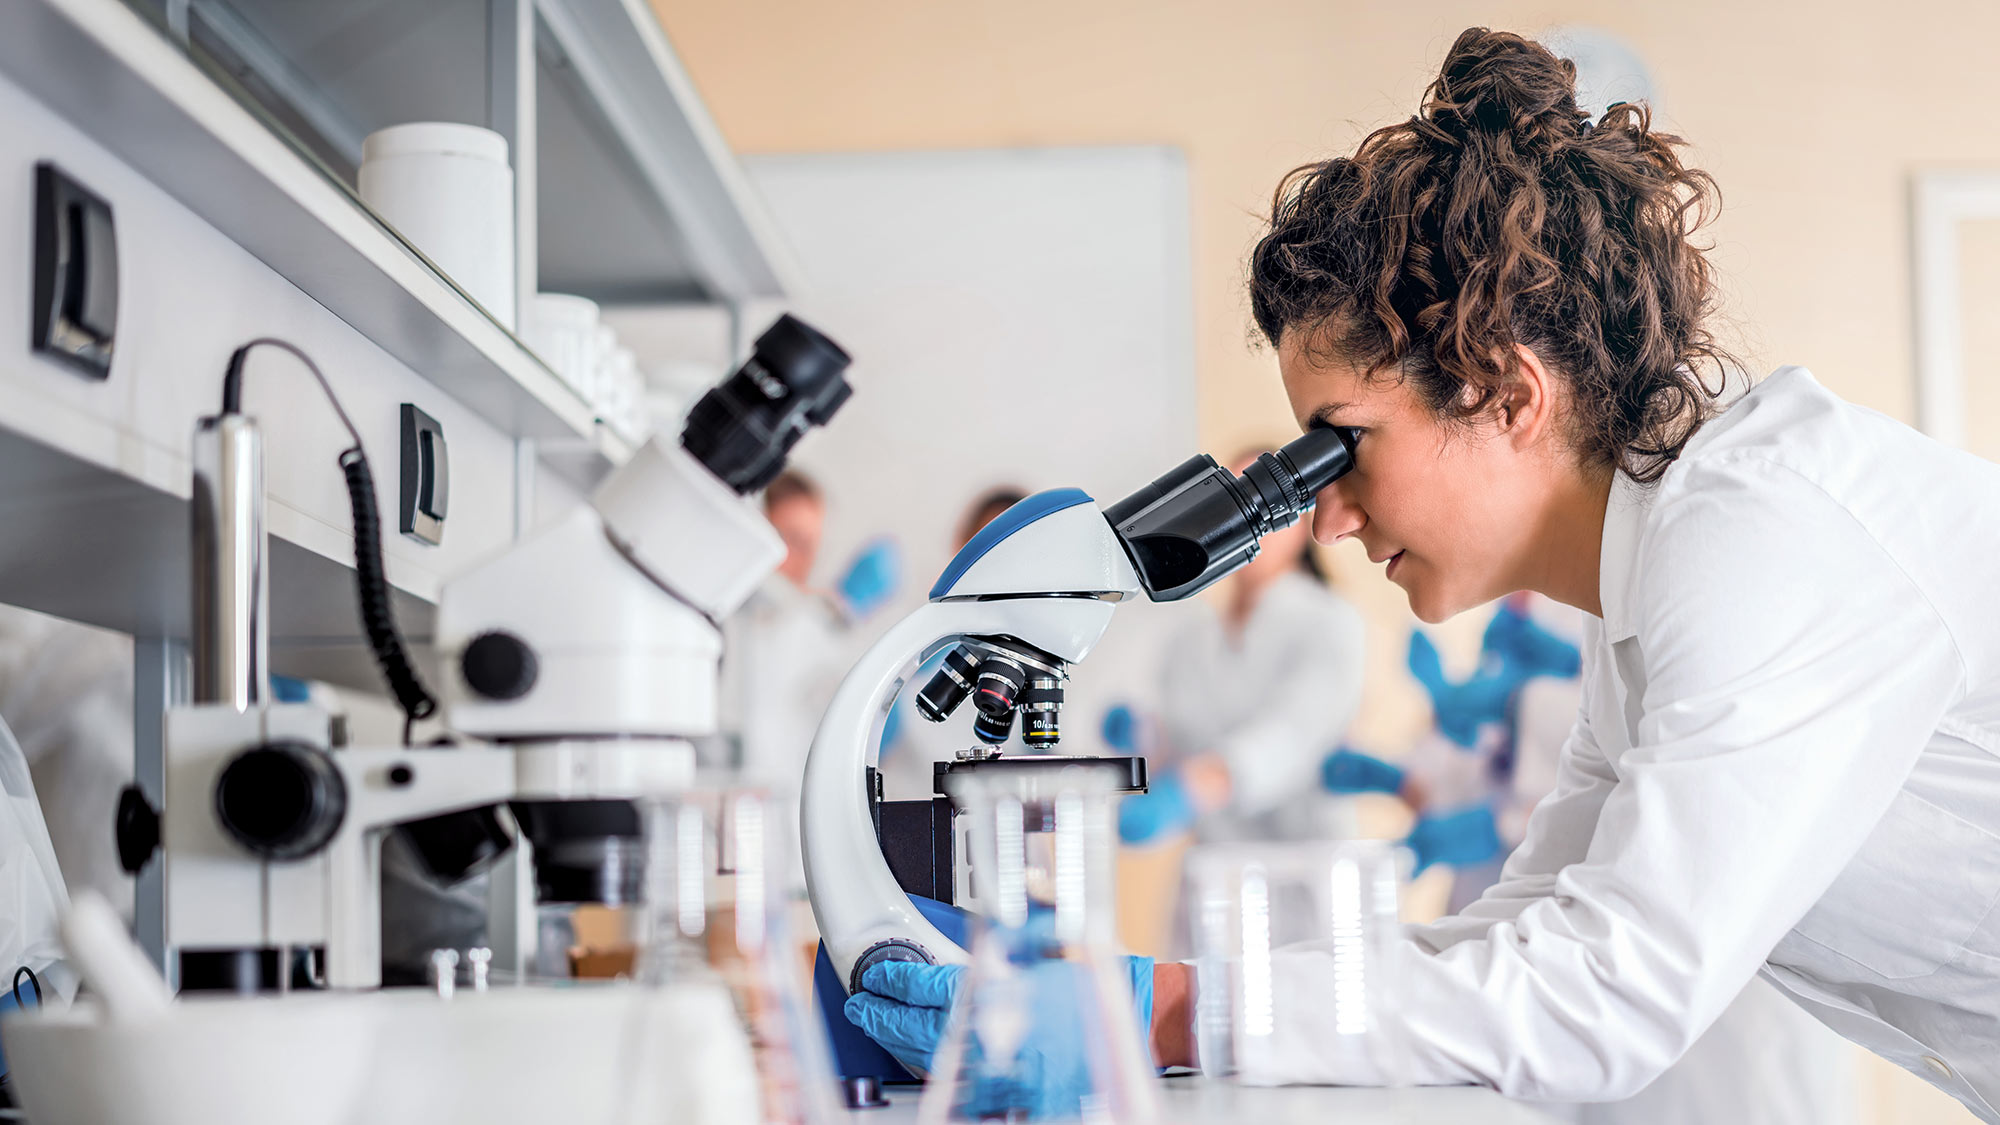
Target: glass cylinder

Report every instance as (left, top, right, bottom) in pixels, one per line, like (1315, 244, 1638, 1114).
(918, 766, 1160, 1125)
(1186, 840, 1406, 1085)
(637, 787, 841, 1125)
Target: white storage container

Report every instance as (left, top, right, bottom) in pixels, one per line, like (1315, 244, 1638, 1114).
(525, 293, 602, 400)
(359, 123, 517, 329)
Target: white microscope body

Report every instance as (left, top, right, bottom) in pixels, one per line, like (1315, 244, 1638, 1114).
(802, 492, 1141, 987)
(160, 437, 782, 989)
(153, 314, 853, 991)
(802, 426, 1358, 995)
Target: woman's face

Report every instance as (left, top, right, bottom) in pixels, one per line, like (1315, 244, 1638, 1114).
(1278, 331, 1550, 623)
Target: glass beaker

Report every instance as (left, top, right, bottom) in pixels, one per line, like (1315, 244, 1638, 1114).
(918, 765, 1160, 1125)
(635, 786, 842, 1125)
(1185, 840, 1406, 1086)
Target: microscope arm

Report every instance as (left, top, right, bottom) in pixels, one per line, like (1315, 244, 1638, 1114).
(802, 596, 1118, 989)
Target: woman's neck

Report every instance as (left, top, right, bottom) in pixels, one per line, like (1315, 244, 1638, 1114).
(1519, 468, 1612, 618)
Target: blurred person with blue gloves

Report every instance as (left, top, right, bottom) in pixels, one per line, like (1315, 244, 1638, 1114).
(1321, 592, 1582, 904)
(1113, 449, 1366, 849)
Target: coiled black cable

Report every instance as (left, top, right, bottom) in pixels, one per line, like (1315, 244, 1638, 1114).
(12, 965, 41, 1008)
(222, 339, 437, 735)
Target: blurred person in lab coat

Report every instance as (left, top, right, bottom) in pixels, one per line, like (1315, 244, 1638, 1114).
(844, 29, 2000, 1121)
(0, 605, 134, 922)
(1114, 449, 1366, 846)
(716, 471, 899, 825)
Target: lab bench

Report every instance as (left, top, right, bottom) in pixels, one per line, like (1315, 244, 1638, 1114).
(861, 1077, 1564, 1124)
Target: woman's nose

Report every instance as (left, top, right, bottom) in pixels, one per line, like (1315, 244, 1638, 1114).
(1310, 482, 1365, 545)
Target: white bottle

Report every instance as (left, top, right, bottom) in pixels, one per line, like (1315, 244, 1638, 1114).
(359, 123, 517, 330)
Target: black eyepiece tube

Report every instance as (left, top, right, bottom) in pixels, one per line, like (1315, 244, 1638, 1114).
(1105, 426, 1355, 602)
(682, 314, 853, 494)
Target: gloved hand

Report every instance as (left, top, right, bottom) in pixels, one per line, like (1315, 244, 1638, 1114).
(1405, 804, 1503, 875)
(1407, 631, 1520, 748)
(1319, 747, 1406, 794)
(1101, 704, 1140, 752)
(1483, 598, 1582, 680)
(1117, 773, 1194, 845)
(837, 538, 902, 618)
(844, 956, 1155, 1116)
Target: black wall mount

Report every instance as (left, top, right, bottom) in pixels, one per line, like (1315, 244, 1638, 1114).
(399, 403, 449, 545)
(31, 162, 118, 380)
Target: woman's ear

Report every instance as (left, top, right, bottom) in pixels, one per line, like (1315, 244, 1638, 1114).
(1498, 345, 1557, 448)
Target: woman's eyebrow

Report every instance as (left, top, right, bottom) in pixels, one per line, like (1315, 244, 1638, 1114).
(1309, 401, 1358, 426)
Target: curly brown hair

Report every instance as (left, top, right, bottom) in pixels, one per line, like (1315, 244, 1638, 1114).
(1248, 27, 1731, 483)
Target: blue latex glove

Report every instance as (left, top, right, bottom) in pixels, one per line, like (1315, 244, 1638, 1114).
(837, 538, 902, 618)
(844, 956, 1155, 1117)
(1407, 631, 1520, 748)
(1101, 704, 1140, 752)
(1483, 601, 1583, 680)
(1117, 774, 1193, 845)
(1405, 804, 1503, 875)
(270, 675, 312, 703)
(1320, 747, 1406, 794)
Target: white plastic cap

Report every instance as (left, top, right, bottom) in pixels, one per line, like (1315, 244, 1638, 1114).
(361, 122, 509, 166)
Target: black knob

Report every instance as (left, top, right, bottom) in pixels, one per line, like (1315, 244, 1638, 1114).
(214, 741, 347, 861)
(461, 631, 538, 700)
(115, 785, 159, 874)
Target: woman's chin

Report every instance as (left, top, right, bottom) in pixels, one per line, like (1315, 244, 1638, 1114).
(1400, 577, 1460, 624)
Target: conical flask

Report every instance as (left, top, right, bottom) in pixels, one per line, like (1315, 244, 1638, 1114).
(917, 765, 1161, 1125)
(633, 787, 843, 1125)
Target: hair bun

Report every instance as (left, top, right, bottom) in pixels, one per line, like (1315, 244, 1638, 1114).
(1426, 28, 1584, 154)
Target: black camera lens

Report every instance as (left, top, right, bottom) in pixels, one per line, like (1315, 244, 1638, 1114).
(682, 314, 853, 494)
(971, 707, 1016, 747)
(972, 656, 1027, 717)
(915, 646, 982, 723)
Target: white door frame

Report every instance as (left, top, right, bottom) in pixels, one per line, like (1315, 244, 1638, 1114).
(1912, 170, 2000, 448)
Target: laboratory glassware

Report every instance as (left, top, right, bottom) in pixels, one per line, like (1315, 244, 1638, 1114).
(1186, 839, 1407, 1086)
(916, 765, 1161, 1125)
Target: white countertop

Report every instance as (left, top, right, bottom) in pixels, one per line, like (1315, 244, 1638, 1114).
(856, 1075, 1562, 1124)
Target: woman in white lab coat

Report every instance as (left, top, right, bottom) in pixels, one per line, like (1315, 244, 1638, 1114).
(1116, 452, 1366, 845)
(1139, 27, 2000, 1119)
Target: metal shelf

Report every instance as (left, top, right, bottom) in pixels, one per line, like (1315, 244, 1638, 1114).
(0, 0, 670, 488)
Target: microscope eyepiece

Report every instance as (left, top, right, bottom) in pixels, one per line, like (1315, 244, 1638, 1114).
(682, 314, 853, 494)
(1105, 425, 1355, 602)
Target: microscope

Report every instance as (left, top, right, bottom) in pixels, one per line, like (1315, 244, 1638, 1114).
(145, 314, 853, 991)
(800, 424, 1354, 1099)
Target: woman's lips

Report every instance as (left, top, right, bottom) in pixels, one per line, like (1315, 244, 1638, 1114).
(1385, 550, 1406, 579)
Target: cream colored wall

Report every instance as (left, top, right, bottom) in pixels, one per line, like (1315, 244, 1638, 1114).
(654, 0, 2000, 756)
(652, 4, 1994, 1119)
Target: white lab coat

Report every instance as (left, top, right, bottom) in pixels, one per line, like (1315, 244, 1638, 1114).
(1158, 570, 1366, 841)
(714, 576, 855, 888)
(1501, 607, 1854, 1125)
(1255, 368, 2000, 1121)
(0, 606, 133, 922)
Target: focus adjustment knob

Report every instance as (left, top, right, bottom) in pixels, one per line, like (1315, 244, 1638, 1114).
(461, 631, 538, 701)
(214, 741, 347, 861)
